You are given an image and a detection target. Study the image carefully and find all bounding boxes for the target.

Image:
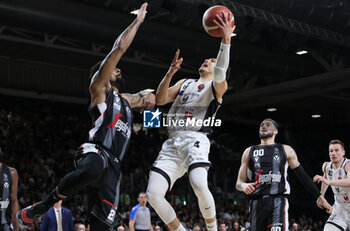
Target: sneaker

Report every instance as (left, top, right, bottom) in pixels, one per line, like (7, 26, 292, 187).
(16, 203, 47, 227)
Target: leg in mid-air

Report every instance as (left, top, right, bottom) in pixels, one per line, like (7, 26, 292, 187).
(189, 167, 217, 231)
(146, 171, 186, 231)
(17, 153, 104, 226)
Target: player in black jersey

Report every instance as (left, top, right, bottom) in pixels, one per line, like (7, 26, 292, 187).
(235, 118, 331, 231)
(0, 147, 19, 231)
(17, 3, 155, 231)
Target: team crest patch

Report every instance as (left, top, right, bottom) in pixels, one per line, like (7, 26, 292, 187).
(197, 84, 205, 92)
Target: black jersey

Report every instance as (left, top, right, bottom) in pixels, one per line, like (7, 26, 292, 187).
(88, 88, 133, 161)
(248, 143, 290, 198)
(0, 163, 12, 225)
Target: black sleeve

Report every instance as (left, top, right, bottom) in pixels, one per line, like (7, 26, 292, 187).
(291, 164, 321, 199)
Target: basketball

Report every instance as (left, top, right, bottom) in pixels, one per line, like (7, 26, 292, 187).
(202, 5, 235, 37)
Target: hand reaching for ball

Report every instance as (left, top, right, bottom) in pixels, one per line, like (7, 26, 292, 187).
(213, 11, 235, 40)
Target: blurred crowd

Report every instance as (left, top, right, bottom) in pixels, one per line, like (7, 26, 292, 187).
(0, 101, 331, 231)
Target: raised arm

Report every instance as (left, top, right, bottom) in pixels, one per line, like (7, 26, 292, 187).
(155, 49, 186, 105)
(236, 147, 257, 194)
(10, 167, 19, 231)
(212, 11, 235, 101)
(89, 3, 148, 106)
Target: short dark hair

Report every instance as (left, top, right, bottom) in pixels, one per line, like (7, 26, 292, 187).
(262, 118, 278, 129)
(329, 139, 345, 150)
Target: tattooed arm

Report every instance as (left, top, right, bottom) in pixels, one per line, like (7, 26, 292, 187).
(122, 91, 155, 112)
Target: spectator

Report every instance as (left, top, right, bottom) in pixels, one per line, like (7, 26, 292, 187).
(41, 200, 74, 231)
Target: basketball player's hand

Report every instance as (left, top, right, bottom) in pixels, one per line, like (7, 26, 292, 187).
(317, 195, 332, 214)
(169, 49, 183, 75)
(313, 175, 330, 185)
(213, 11, 235, 39)
(241, 182, 257, 195)
(139, 93, 155, 113)
(137, 2, 148, 23)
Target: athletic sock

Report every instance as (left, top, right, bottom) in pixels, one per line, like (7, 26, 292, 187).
(174, 223, 186, 231)
(206, 220, 217, 231)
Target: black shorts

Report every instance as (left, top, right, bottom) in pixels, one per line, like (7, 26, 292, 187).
(75, 143, 121, 228)
(250, 195, 289, 231)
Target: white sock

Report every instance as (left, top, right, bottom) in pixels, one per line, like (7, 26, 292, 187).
(206, 220, 217, 231)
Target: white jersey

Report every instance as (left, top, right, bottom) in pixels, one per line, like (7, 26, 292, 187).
(166, 79, 221, 134)
(325, 158, 350, 206)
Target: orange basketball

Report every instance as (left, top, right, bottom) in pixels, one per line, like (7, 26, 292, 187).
(202, 5, 235, 37)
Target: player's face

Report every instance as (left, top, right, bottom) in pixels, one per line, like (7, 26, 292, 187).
(198, 58, 216, 74)
(259, 120, 277, 139)
(138, 193, 147, 206)
(329, 144, 345, 164)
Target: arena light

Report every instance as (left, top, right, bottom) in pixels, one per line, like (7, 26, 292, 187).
(130, 9, 139, 15)
(296, 50, 308, 55)
(311, 114, 321, 118)
(267, 108, 277, 112)
(143, 88, 154, 93)
(231, 33, 237, 37)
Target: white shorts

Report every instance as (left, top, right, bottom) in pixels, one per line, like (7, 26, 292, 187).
(326, 202, 350, 230)
(151, 131, 211, 190)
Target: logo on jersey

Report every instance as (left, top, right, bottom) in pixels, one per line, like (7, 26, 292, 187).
(107, 113, 131, 138)
(4, 182, 9, 188)
(197, 84, 205, 92)
(184, 111, 192, 119)
(194, 141, 200, 148)
(258, 171, 282, 184)
(143, 109, 161, 128)
(0, 199, 9, 209)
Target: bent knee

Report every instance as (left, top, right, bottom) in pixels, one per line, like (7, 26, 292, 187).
(146, 189, 161, 204)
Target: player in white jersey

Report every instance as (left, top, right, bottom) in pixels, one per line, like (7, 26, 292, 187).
(314, 139, 350, 231)
(146, 12, 234, 231)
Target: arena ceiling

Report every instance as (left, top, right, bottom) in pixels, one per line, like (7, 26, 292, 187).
(0, 0, 349, 126)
